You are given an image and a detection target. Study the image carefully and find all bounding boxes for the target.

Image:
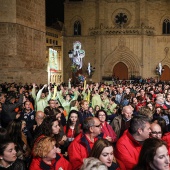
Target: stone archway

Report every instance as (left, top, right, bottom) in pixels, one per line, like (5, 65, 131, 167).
(160, 65, 170, 81)
(113, 62, 128, 79)
(103, 51, 140, 79)
(102, 37, 141, 80)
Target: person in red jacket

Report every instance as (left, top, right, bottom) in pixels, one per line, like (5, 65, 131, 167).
(29, 136, 72, 170)
(68, 117, 101, 170)
(115, 115, 151, 170)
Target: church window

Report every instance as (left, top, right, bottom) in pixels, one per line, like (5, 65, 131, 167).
(74, 21, 81, 35)
(162, 18, 170, 34)
(115, 13, 128, 27)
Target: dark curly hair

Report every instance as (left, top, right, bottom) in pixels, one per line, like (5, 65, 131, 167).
(40, 116, 59, 137)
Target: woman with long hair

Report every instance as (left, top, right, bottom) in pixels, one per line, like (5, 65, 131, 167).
(37, 115, 70, 156)
(89, 138, 124, 170)
(133, 138, 169, 170)
(146, 101, 155, 114)
(64, 110, 81, 143)
(35, 116, 60, 139)
(88, 106, 95, 116)
(94, 105, 100, 115)
(7, 119, 31, 164)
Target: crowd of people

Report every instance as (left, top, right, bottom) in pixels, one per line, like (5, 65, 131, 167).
(0, 79, 170, 170)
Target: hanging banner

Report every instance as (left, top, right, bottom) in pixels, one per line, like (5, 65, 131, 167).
(48, 48, 58, 72)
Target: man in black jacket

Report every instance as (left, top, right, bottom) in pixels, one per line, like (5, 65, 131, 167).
(1, 87, 24, 128)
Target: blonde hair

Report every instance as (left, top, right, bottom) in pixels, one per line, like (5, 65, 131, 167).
(80, 157, 108, 170)
(33, 136, 56, 157)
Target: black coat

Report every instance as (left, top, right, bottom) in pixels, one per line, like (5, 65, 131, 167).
(0, 159, 26, 170)
(1, 94, 23, 128)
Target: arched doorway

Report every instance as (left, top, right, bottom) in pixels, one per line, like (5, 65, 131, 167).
(113, 62, 128, 80)
(160, 65, 170, 81)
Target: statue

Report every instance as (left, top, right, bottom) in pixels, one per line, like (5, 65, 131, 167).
(69, 41, 85, 71)
(87, 63, 91, 76)
(158, 62, 162, 76)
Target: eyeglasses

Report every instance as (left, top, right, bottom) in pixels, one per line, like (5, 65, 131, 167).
(151, 131, 162, 135)
(93, 124, 101, 128)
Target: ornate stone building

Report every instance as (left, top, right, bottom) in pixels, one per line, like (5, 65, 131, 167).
(0, 0, 46, 84)
(63, 0, 170, 82)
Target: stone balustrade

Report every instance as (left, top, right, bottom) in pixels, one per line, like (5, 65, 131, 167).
(89, 26, 155, 36)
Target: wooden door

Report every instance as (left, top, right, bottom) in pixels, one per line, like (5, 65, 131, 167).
(113, 62, 128, 80)
(160, 65, 170, 81)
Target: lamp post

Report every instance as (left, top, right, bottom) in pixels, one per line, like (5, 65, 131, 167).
(68, 50, 73, 59)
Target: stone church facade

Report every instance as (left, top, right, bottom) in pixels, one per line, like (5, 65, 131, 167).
(0, 0, 46, 84)
(63, 0, 170, 82)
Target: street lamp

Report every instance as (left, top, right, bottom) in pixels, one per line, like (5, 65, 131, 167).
(68, 50, 73, 59)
